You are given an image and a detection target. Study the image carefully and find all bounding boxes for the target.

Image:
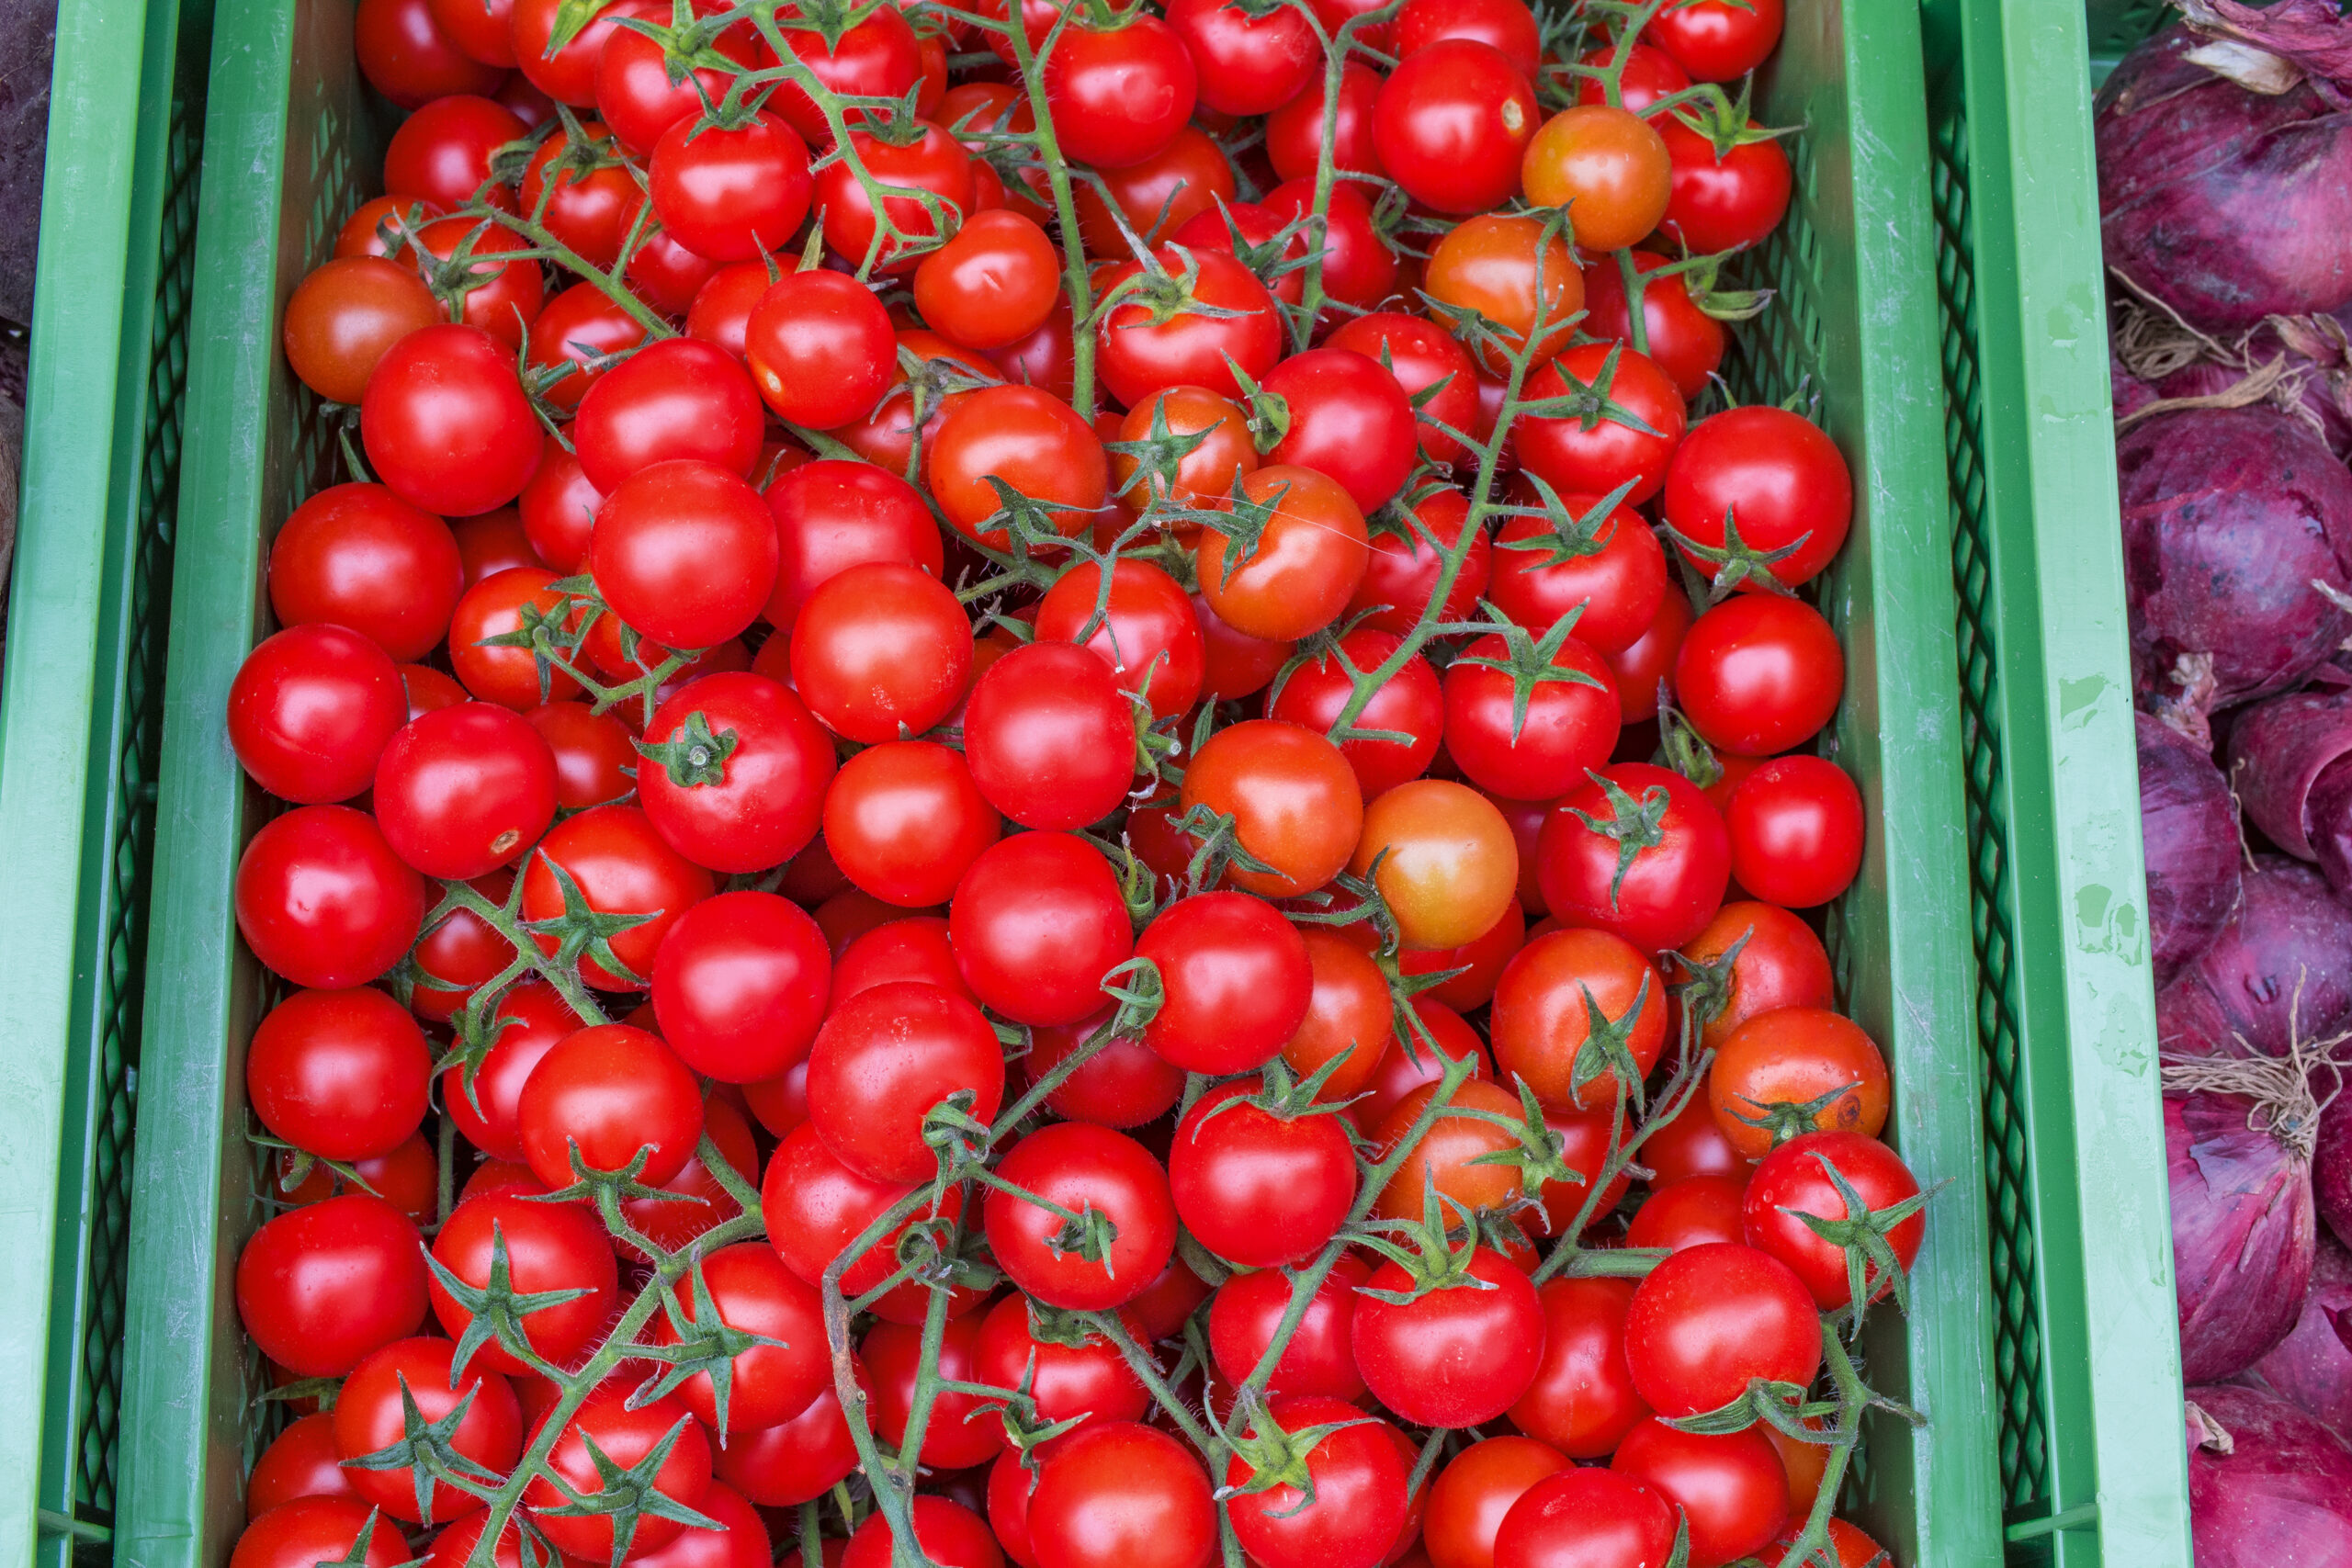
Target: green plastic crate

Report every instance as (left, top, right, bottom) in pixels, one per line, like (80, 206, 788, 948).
(112, 2, 2009, 1564)
(0, 0, 209, 1558)
(1918, 1, 2191, 1564)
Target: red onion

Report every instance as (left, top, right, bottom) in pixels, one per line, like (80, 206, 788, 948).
(2250, 1233, 2352, 1438)
(2157, 857, 2352, 1059)
(2098, 13, 2352, 333)
(2186, 1382, 2352, 1566)
(2320, 1091, 2352, 1252)
(2163, 1078, 2316, 1382)
(2118, 407, 2352, 742)
(2140, 713, 2245, 984)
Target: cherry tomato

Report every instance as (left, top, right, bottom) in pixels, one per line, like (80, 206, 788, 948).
(1675, 595, 1843, 757)
(1623, 1241, 1823, 1417)
(517, 1021, 703, 1187)
(1170, 1077, 1357, 1268)
(974, 1292, 1150, 1427)
(1657, 117, 1792, 254)
(1603, 584, 1692, 723)
(524, 1386, 712, 1561)
(763, 2, 923, 149)
(1266, 62, 1385, 185)
(1518, 344, 1688, 507)
(1095, 248, 1283, 412)
(815, 119, 976, 271)
(1609, 1418, 1787, 1568)
(356, 0, 503, 105)
(234, 1195, 428, 1377)
(282, 256, 442, 405)
(1350, 779, 1521, 952)
(744, 270, 899, 431)
(1627, 1174, 1748, 1254)
(430, 1188, 619, 1373)
(1225, 1395, 1411, 1568)
(334, 1337, 521, 1523)
(710, 1375, 863, 1506)
(644, 1242, 829, 1433)
(824, 739, 1003, 906)
(1261, 179, 1400, 311)
(1268, 630, 1442, 799)
(1506, 1276, 1650, 1459)
(1194, 591, 1294, 700)
(763, 1120, 969, 1310)
(1207, 1254, 1370, 1403)
(268, 483, 464, 663)
(1259, 347, 1419, 513)
(1645, 0, 1784, 82)
(1352, 1247, 1544, 1427)
(808, 978, 1003, 1182)
(1041, 12, 1197, 169)
(1036, 558, 1206, 719)
(1166, 0, 1317, 115)
(1181, 717, 1364, 898)
(576, 334, 766, 489)
(1072, 126, 1236, 255)
(637, 671, 837, 874)
(228, 625, 407, 804)
(842, 1497, 1003, 1568)
(1642, 1082, 1747, 1186)
(1724, 756, 1863, 908)
(1663, 406, 1852, 591)
(230, 1498, 406, 1568)
(246, 987, 431, 1161)
(915, 208, 1062, 350)
(984, 1123, 1177, 1310)
(1423, 1437, 1570, 1568)
(1374, 40, 1538, 214)
(235, 806, 427, 988)
(245, 1412, 358, 1514)
(1535, 761, 1729, 954)
(649, 111, 813, 263)
(1488, 926, 1666, 1111)
(951, 830, 1133, 1025)
(1709, 1007, 1889, 1159)
(1521, 105, 1672, 253)
(1423, 215, 1581, 372)
(522, 802, 715, 987)
(1027, 1422, 1216, 1568)
(1196, 465, 1371, 644)
(1028, 1010, 1186, 1129)
(764, 458, 944, 631)
(650, 890, 829, 1082)
(594, 17, 755, 155)
(1743, 1131, 1923, 1310)
(1442, 628, 1622, 803)
(372, 701, 558, 878)
(362, 324, 546, 517)
(928, 383, 1109, 547)
(1581, 251, 1727, 400)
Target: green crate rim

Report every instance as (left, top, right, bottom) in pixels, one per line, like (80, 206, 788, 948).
(0, 0, 209, 1560)
(1921, 3, 2191, 1564)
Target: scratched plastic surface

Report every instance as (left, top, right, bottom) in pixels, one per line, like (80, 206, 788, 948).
(1919, 2, 2190, 1564)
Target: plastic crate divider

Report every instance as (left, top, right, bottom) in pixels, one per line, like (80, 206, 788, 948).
(1918, 3, 2191, 1564)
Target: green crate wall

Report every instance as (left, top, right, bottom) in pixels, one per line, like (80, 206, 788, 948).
(1918, 2, 2190, 1564)
(0, 0, 211, 1559)
(113, 1, 2015, 1564)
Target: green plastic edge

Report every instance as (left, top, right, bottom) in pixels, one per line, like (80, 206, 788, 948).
(1942, 4, 2190, 1564)
(0, 0, 183, 1556)
(1975, 6, 2191, 1561)
(1807, 5, 2002, 1563)
(112, 0, 310, 1555)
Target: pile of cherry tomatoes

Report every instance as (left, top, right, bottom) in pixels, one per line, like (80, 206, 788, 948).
(224, 0, 1923, 1565)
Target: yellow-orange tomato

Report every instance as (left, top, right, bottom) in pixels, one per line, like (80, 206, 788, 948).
(1111, 385, 1258, 521)
(1281, 928, 1397, 1101)
(1489, 926, 1668, 1111)
(283, 257, 444, 405)
(1423, 214, 1584, 373)
(1195, 464, 1370, 642)
(1180, 717, 1364, 898)
(1707, 1007, 1890, 1160)
(1521, 106, 1674, 253)
(1349, 779, 1520, 951)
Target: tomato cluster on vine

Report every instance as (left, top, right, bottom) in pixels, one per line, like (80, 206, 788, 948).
(226, 1, 1919, 1567)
